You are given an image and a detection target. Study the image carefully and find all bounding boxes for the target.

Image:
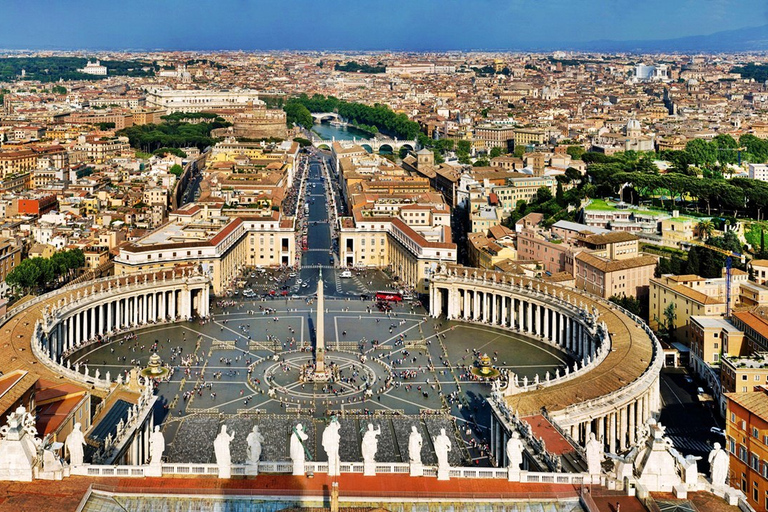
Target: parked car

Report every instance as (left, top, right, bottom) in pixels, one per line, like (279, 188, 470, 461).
(710, 427, 725, 436)
(697, 387, 705, 395)
(340, 270, 352, 278)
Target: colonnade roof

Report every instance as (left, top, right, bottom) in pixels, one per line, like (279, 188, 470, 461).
(437, 265, 658, 416)
(0, 270, 197, 417)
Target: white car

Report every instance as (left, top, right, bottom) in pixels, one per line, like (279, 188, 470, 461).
(289, 272, 297, 278)
(340, 270, 352, 278)
(296, 279, 303, 284)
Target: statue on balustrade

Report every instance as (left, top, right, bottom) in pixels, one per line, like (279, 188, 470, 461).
(362, 423, 381, 476)
(149, 425, 165, 466)
(65, 423, 86, 467)
(291, 423, 309, 476)
(246, 425, 264, 467)
(322, 417, 341, 477)
(213, 425, 235, 478)
(433, 428, 452, 480)
(408, 425, 423, 465)
(708, 442, 729, 489)
(585, 432, 604, 476)
(506, 431, 524, 480)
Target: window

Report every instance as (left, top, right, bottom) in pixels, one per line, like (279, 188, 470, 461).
(755, 428, 760, 439)
(741, 445, 749, 462)
(753, 453, 761, 471)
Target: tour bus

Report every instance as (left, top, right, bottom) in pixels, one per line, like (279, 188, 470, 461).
(375, 291, 403, 302)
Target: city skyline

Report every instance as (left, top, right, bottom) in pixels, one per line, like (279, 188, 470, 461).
(1, 0, 767, 51)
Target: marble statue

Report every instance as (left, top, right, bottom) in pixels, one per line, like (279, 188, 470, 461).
(506, 431, 524, 480)
(682, 454, 701, 487)
(408, 425, 423, 465)
(213, 425, 235, 478)
(322, 418, 341, 477)
(708, 442, 729, 488)
(65, 423, 86, 467)
(246, 426, 264, 466)
(433, 428, 452, 480)
(149, 425, 165, 466)
(362, 423, 381, 476)
(585, 432, 604, 476)
(291, 423, 309, 476)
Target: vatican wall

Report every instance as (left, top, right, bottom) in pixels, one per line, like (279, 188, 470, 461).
(429, 265, 664, 461)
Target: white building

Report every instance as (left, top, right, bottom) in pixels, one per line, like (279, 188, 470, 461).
(79, 60, 107, 76)
(748, 163, 768, 182)
(634, 64, 669, 82)
(144, 87, 264, 113)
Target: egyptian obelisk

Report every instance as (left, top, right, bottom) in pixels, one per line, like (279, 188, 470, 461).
(314, 269, 326, 377)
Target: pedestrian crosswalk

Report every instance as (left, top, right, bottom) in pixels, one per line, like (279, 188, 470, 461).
(666, 435, 712, 454)
(664, 426, 713, 454)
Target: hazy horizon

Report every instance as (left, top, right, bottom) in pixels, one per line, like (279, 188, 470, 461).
(1, 0, 767, 52)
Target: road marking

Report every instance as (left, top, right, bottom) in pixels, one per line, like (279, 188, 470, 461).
(661, 376, 685, 406)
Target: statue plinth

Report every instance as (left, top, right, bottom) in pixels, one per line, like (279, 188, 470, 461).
(145, 464, 162, 477)
(363, 461, 376, 476)
(409, 462, 423, 477)
(437, 466, 450, 481)
(244, 463, 259, 476)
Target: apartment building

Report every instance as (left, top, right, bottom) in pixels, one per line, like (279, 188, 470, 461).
(574, 252, 657, 299)
(725, 390, 768, 511)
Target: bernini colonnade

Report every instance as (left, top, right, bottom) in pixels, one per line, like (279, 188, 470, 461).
(429, 266, 663, 460)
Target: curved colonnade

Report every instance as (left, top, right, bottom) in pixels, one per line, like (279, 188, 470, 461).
(429, 265, 663, 459)
(0, 270, 210, 404)
(30, 270, 211, 389)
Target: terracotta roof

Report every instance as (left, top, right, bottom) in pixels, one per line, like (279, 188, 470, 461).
(726, 389, 768, 418)
(575, 252, 657, 273)
(579, 231, 638, 245)
(732, 311, 768, 339)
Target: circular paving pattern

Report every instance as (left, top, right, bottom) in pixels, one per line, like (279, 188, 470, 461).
(258, 350, 393, 399)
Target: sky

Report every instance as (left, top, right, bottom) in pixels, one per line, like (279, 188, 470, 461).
(0, 0, 767, 51)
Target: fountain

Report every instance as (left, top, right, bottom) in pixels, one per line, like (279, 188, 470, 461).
(140, 352, 170, 379)
(470, 353, 501, 379)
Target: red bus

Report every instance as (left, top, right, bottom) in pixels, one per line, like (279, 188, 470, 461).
(375, 291, 402, 302)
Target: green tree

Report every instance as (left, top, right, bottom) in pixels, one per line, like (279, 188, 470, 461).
(661, 303, 677, 340)
(566, 146, 585, 160)
(169, 164, 184, 177)
(489, 146, 504, 159)
(556, 182, 565, 206)
(536, 186, 553, 202)
(696, 220, 715, 241)
(684, 249, 700, 275)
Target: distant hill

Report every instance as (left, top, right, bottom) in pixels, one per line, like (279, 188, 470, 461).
(563, 24, 768, 53)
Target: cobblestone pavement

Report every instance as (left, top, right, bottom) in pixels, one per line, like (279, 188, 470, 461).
(76, 293, 569, 467)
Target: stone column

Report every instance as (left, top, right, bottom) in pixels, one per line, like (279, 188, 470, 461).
(77, 311, 83, 342)
(598, 415, 605, 447)
(619, 406, 627, 451)
(169, 290, 176, 319)
(91, 306, 97, 338)
(565, 317, 572, 353)
(501, 295, 508, 327)
(628, 401, 636, 446)
(517, 299, 523, 329)
(543, 308, 549, 340)
(608, 412, 616, 453)
(67, 318, 73, 351)
(524, 301, 530, 333)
